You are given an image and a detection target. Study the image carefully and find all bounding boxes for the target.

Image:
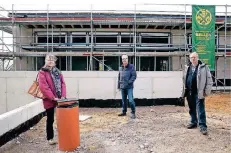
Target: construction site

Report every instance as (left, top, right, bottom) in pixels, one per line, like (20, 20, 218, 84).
(0, 3, 230, 153)
(0, 4, 230, 78)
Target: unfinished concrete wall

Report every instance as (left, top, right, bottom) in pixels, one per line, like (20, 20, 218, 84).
(218, 31, 231, 46)
(13, 25, 34, 71)
(0, 99, 44, 137)
(0, 72, 36, 114)
(171, 56, 188, 71)
(0, 71, 183, 115)
(171, 30, 190, 45)
(216, 57, 231, 79)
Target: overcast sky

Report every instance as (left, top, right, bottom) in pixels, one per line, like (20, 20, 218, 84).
(0, 0, 230, 53)
(1, 0, 231, 12)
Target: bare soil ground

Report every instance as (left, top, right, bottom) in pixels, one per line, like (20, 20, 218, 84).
(0, 93, 230, 153)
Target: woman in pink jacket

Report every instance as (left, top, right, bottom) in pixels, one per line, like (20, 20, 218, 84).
(38, 53, 66, 145)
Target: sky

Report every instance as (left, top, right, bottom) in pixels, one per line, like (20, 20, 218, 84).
(1, 0, 231, 14)
(0, 0, 230, 55)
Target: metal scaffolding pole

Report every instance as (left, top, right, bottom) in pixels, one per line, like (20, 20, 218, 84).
(5, 59, 10, 70)
(90, 4, 93, 71)
(87, 52, 89, 71)
(19, 24, 22, 70)
(66, 50, 67, 71)
(134, 4, 137, 70)
(184, 4, 187, 66)
(4, 51, 226, 57)
(2, 59, 4, 71)
(47, 4, 49, 53)
(12, 4, 16, 71)
(215, 24, 220, 89)
(52, 24, 53, 52)
(224, 4, 227, 91)
(1, 29, 3, 52)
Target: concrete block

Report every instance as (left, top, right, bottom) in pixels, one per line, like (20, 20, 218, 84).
(62, 71, 98, 78)
(79, 78, 115, 99)
(0, 78, 7, 115)
(6, 93, 32, 112)
(25, 71, 38, 78)
(0, 71, 186, 115)
(153, 78, 182, 98)
(153, 90, 181, 99)
(114, 77, 121, 99)
(0, 71, 26, 78)
(19, 105, 29, 123)
(0, 115, 9, 136)
(0, 99, 44, 136)
(8, 109, 23, 131)
(172, 57, 181, 71)
(27, 101, 39, 119)
(7, 78, 26, 94)
(137, 71, 182, 78)
(65, 78, 79, 99)
(153, 78, 182, 90)
(97, 71, 118, 78)
(115, 89, 121, 100)
(133, 78, 152, 99)
(137, 71, 159, 78)
(27, 99, 44, 118)
(35, 99, 44, 111)
(151, 71, 183, 78)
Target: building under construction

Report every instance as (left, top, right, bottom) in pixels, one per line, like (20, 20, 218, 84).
(0, 4, 230, 86)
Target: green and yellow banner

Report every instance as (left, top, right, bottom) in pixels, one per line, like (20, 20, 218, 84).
(192, 5, 216, 71)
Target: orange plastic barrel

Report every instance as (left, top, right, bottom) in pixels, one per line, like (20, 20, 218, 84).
(56, 98, 80, 152)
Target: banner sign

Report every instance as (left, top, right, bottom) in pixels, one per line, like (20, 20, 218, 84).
(192, 5, 216, 71)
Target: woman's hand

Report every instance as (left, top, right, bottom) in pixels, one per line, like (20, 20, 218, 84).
(61, 97, 66, 100)
(53, 98, 60, 101)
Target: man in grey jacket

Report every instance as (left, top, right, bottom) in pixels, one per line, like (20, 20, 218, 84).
(181, 52, 213, 135)
(117, 54, 137, 119)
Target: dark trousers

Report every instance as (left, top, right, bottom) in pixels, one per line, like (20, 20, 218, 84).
(46, 107, 55, 140)
(121, 88, 136, 114)
(187, 92, 207, 129)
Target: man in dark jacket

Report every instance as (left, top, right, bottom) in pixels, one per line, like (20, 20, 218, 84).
(181, 52, 213, 135)
(117, 54, 137, 119)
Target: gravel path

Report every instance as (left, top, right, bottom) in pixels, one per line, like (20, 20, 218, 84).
(0, 94, 230, 153)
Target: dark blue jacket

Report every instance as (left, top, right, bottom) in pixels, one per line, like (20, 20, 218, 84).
(117, 64, 137, 89)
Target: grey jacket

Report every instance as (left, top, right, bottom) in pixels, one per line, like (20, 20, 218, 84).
(182, 60, 213, 99)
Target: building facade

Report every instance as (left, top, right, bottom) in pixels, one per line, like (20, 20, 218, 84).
(0, 12, 230, 86)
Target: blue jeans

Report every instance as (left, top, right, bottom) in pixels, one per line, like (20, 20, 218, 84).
(187, 92, 207, 129)
(121, 88, 136, 114)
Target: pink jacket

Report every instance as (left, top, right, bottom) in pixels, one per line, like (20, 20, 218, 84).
(38, 70, 66, 110)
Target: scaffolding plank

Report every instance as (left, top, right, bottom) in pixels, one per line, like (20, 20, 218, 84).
(0, 51, 227, 57)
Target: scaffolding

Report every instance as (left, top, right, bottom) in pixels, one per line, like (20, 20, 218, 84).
(0, 4, 230, 88)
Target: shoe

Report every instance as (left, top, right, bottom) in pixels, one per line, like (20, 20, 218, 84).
(130, 113, 136, 119)
(187, 124, 197, 129)
(118, 113, 126, 116)
(48, 139, 57, 145)
(200, 128, 208, 135)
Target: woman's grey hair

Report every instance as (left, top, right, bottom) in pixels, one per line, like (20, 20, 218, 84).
(45, 53, 57, 61)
